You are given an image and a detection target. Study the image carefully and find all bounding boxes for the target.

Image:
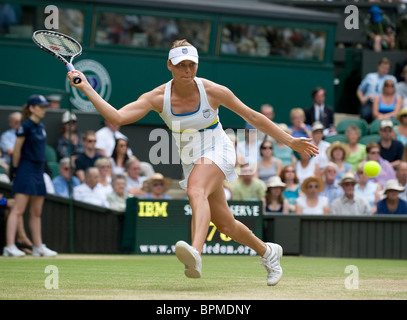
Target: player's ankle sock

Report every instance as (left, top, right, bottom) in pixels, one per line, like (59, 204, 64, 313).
(262, 244, 272, 259)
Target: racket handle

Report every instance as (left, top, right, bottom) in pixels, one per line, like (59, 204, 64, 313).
(66, 63, 81, 84)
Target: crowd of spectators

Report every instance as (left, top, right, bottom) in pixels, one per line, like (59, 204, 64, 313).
(0, 107, 173, 215)
(3, 74, 407, 216)
(222, 78, 407, 215)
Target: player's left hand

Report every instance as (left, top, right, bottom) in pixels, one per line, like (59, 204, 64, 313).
(290, 137, 319, 158)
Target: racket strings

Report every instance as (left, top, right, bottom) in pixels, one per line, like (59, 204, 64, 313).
(35, 32, 81, 57)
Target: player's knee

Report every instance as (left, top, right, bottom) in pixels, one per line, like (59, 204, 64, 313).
(215, 221, 235, 237)
(186, 186, 207, 201)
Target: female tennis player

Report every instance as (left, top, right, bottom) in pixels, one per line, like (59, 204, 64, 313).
(67, 40, 318, 286)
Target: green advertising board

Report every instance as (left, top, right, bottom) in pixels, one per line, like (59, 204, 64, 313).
(121, 198, 263, 255)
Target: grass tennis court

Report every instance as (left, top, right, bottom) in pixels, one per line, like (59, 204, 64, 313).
(1, 254, 406, 300)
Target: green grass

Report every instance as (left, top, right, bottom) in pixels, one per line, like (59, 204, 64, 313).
(1, 254, 406, 300)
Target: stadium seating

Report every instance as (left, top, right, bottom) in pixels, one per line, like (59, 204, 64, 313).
(336, 118, 368, 136)
(324, 134, 348, 143)
(46, 145, 58, 163)
(359, 134, 381, 145)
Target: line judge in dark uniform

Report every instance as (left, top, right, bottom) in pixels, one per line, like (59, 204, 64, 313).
(3, 94, 57, 258)
(304, 86, 335, 136)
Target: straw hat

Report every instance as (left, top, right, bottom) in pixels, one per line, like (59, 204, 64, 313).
(142, 173, 172, 193)
(383, 179, 405, 193)
(338, 172, 357, 186)
(326, 141, 350, 161)
(266, 176, 286, 189)
(397, 107, 407, 121)
(300, 176, 325, 193)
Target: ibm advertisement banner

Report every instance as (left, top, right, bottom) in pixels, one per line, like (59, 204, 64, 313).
(122, 198, 263, 255)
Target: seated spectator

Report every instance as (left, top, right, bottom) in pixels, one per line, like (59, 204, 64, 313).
(0, 149, 9, 178)
(326, 141, 353, 184)
(46, 94, 62, 109)
(236, 122, 261, 166)
(304, 86, 335, 136)
(345, 125, 367, 172)
(295, 151, 320, 184)
(378, 120, 404, 169)
(255, 139, 282, 184)
(125, 158, 148, 197)
(357, 57, 397, 123)
(364, 6, 395, 52)
(94, 157, 113, 196)
(273, 124, 296, 167)
(74, 130, 103, 182)
(295, 176, 329, 215)
(52, 157, 81, 198)
(396, 161, 407, 202)
(56, 111, 84, 161)
(320, 162, 344, 206)
(376, 179, 407, 214)
(372, 78, 402, 121)
(141, 173, 172, 200)
(332, 173, 371, 216)
(95, 119, 133, 158)
(366, 142, 396, 188)
(232, 164, 267, 209)
(107, 174, 130, 212)
(355, 161, 382, 214)
(310, 121, 330, 170)
(280, 165, 301, 213)
(396, 66, 407, 100)
(288, 108, 312, 138)
(43, 162, 55, 195)
(110, 138, 131, 175)
(264, 176, 289, 214)
(0, 111, 21, 165)
(394, 107, 407, 146)
(256, 104, 275, 142)
(73, 167, 109, 207)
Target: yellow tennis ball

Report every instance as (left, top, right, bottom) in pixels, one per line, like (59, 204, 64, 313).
(363, 160, 381, 178)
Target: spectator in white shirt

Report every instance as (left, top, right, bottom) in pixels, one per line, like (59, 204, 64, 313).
(124, 158, 147, 197)
(332, 172, 371, 215)
(73, 167, 109, 207)
(95, 119, 132, 158)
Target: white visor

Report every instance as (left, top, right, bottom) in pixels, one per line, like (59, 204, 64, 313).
(168, 46, 199, 65)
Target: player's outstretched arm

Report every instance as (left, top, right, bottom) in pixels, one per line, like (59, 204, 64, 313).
(67, 70, 155, 126)
(213, 83, 319, 157)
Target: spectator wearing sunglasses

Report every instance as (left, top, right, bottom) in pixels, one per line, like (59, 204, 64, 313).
(295, 176, 329, 215)
(141, 173, 172, 200)
(52, 157, 80, 198)
(365, 142, 396, 188)
(255, 139, 282, 184)
(74, 130, 103, 182)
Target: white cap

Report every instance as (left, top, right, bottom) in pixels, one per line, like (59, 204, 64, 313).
(168, 46, 199, 65)
(62, 111, 77, 123)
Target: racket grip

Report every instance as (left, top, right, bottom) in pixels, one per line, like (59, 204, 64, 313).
(66, 63, 81, 84)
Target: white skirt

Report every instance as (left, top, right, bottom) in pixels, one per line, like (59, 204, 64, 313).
(174, 125, 238, 190)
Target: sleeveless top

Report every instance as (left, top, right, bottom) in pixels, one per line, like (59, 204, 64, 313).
(378, 95, 396, 114)
(159, 77, 237, 189)
(257, 159, 277, 184)
(296, 196, 328, 215)
(159, 77, 219, 133)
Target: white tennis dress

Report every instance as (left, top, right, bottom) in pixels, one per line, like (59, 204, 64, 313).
(159, 77, 237, 190)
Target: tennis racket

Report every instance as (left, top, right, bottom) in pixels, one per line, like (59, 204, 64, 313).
(32, 30, 82, 84)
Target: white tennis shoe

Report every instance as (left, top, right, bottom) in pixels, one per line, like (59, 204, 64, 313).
(261, 242, 283, 286)
(32, 244, 57, 257)
(3, 245, 26, 257)
(175, 241, 202, 278)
